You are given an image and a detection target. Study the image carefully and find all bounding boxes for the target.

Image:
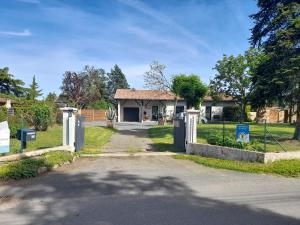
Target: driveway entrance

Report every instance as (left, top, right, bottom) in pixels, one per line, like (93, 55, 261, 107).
(102, 122, 156, 153)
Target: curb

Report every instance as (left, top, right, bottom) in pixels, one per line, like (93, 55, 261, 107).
(79, 152, 178, 158)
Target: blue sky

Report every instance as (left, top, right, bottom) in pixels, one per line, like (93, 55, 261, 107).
(0, 0, 257, 96)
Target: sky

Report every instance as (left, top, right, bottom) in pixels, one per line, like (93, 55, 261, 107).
(0, 0, 258, 96)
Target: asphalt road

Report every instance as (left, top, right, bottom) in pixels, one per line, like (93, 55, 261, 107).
(1, 156, 300, 225)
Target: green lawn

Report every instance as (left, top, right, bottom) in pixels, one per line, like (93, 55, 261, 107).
(10, 125, 63, 153)
(9, 125, 114, 154)
(175, 155, 300, 177)
(197, 123, 299, 152)
(80, 126, 115, 154)
(149, 123, 299, 153)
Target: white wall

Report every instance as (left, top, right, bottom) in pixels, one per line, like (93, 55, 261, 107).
(119, 99, 187, 122)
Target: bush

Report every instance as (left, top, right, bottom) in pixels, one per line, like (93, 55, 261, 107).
(30, 103, 51, 131)
(0, 151, 74, 180)
(8, 116, 28, 138)
(88, 99, 112, 109)
(207, 133, 247, 149)
(0, 107, 7, 122)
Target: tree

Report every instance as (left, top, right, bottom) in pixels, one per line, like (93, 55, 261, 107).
(61, 71, 88, 108)
(61, 66, 107, 108)
(0, 67, 25, 97)
(27, 75, 43, 100)
(45, 92, 57, 102)
(172, 74, 208, 109)
(144, 61, 171, 91)
(106, 65, 129, 105)
(209, 49, 264, 122)
(250, 0, 300, 139)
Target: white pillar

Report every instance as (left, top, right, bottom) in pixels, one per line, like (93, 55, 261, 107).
(185, 109, 199, 154)
(117, 101, 121, 122)
(60, 107, 78, 151)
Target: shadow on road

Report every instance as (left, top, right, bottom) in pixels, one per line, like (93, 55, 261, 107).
(1, 170, 299, 225)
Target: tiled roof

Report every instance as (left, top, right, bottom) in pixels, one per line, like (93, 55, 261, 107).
(114, 89, 234, 102)
(114, 89, 183, 101)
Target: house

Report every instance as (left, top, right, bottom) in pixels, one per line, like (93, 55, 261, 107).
(0, 98, 15, 108)
(200, 96, 236, 121)
(114, 89, 186, 122)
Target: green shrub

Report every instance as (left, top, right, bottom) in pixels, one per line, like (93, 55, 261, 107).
(0, 158, 45, 180)
(207, 133, 247, 149)
(0, 107, 7, 122)
(89, 99, 112, 109)
(30, 103, 51, 131)
(8, 116, 28, 138)
(0, 151, 74, 180)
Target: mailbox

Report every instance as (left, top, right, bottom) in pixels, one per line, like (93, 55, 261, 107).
(17, 128, 36, 152)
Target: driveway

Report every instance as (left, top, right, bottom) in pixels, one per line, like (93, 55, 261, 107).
(0, 156, 300, 225)
(102, 122, 157, 153)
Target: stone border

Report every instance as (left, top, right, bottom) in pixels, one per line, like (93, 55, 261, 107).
(186, 143, 300, 163)
(0, 146, 73, 163)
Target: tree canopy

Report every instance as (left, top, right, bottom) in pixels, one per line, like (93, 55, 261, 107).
(0, 67, 25, 97)
(144, 61, 171, 91)
(172, 74, 207, 109)
(106, 65, 129, 105)
(27, 75, 43, 100)
(209, 48, 264, 122)
(250, 0, 300, 139)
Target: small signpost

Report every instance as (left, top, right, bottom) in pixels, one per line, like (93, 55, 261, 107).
(236, 124, 250, 143)
(0, 121, 10, 154)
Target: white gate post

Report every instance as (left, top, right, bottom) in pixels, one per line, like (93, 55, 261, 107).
(185, 109, 199, 154)
(60, 107, 78, 152)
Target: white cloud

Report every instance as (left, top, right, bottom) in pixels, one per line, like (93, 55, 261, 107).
(0, 29, 31, 37)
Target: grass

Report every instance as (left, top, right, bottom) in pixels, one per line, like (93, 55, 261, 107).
(197, 123, 299, 152)
(148, 126, 176, 152)
(80, 126, 115, 154)
(0, 151, 74, 180)
(149, 123, 299, 153)
(10, 125, 63, 153)
(8, 125, 115, 155)
(175, 155, 300, 177)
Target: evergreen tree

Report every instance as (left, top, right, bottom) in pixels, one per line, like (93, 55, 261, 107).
(27, 75, 43, 100)
(250, 0, 300, 139)
(0, 67, 25, 97)
(106, 65, 129, 105)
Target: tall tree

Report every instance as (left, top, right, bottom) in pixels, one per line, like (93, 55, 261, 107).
(106, 65, 129, 105)
(144, 61, 171, 91)
(250, 0, 300, 139)
(45, 92, 57, 102)
(172, 74, 208, 109)
(0, 67, 25, 97)
(209, 49, 264, 122)
(61, 71, 88, 108)
(61, 66, 107, 108)
(27, 75, 43, 100)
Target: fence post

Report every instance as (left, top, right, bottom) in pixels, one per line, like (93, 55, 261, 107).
(264, 119, 267, 152)
(185, 109, 199, 154)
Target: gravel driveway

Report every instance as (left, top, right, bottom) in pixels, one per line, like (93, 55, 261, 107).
(0, 156, 300, 225)
(102, 122, 157, 153)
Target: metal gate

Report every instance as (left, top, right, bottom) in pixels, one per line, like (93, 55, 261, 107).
(173, 114, 186, 152)
(75, 115, 85, 151)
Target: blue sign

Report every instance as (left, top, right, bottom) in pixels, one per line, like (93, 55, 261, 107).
(236, 124, 250, 143)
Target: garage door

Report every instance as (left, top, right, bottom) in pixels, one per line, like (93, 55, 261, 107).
(123, 107, 139, 122)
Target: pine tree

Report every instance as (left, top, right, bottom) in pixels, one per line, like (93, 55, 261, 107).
(106, 65, 129, 105)
(28, 75, 43, 100)
(0, 67, 25, 97)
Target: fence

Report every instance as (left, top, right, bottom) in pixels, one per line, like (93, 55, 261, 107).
(197, 120, 297, 153)
(79, 109, 108, 122)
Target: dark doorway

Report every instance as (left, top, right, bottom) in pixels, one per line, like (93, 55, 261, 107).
(124, 107, 139, 122)
(205, 106, 212, 120)
(152, 106, 158, 120)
